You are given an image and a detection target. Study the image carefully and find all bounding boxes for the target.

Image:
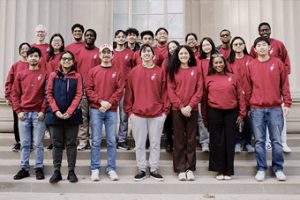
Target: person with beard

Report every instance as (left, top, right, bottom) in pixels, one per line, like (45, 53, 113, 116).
(216, 29, 231, 60)
(75, 29, 100, 151)
(125, 27, 140, 52)
(12, 47, 47, 180)
(66, 23, 85, 55)
(153, 27, 169, 61)
(31, 24, 49, 59)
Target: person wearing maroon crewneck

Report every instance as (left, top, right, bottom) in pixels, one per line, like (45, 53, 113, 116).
(46, 33, 65, 74)
(113, 30, 134, 151)
(124, 44, 169, 182)
(216, 29, 231, 60)
(12, 47, 47, 180)
(167, 45, 203, 181)
(125, 27, 140, 52)
(244, 37, 292, 182)
(185, 33, 200, 59)
(5, 42, 31, 152)
(66, 23, 85, 55)
(227, 36, 254, 153)
(31, 24, 49, 59)
(76, 29, 100, 151)
(249, 22, 292, 153)
(153, 27, 169, 60)
(198, 37, 217, 152)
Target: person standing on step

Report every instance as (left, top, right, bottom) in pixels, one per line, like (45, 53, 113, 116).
(12, 47, 47, 180)
(125, 27, 140, 52)
(65, 23, 85, 55)
(185, 33, 200, 58)
(46, 51, 83, 183)
(86, 44, 124, 181)
(216, 29, 231, 60)
(31, 24, 49, 59)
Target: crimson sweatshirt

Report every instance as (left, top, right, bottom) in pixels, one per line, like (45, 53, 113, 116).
(12, 67, 47, 113)
(219, 47, 231, 60)
(124, 64, 169, 117)
(65, 42, 85, 55)
(85, 65, 124, 112)
(5, 61, 28, 102)
(199, 59, 210, 79)
(31, 43, 50, 59)
(244, 56, 292, 109)
(249, 38, 291, 74)
(132, 48, 164, 67)
(153, 45, 168, 60)
(46, 52, 63, 74)
(167, 66, 203, 111)
(113, 48, 134, 80)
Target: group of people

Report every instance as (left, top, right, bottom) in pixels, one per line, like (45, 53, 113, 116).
(5, 22, 292, 184)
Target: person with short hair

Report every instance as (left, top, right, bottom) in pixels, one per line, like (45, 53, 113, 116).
(125, 27, 140, 52)
(153, 27, 169, 60)
(216, 29, 231, 60)
(66, 23, 85, 55)
(31, 24, 49, 59)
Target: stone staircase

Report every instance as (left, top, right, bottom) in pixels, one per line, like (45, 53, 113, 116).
(0, 132, 300, 195)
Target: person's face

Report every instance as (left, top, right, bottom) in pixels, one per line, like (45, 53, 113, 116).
(19, 45, 30, 58)
(84, 31, 96, 45)
(186, 35, 197, 49)
(72, 27, 83, 41)
(100, 49, 113, 62)
(168, 42, 178, 56)
(142, 35, 153, 45)
(178, 47, 190, 64)
(60, 53, 74, 69)
(35, 30, 46, 42)
(115, 32, 127, 45)
(202, 40, 212, 54)
(259, 25, 271, 39)
(141, 47, 154, 62)
(220, 31, 231, 44)
(232, 38, 245, 53)
(51, 36, 63, 50)
(156, 29, 168, 44)
(212, 56, 225, 74)
(127, 33, 137, 44)
(254, 41, 270, 56)
(27, 52, 40, 66)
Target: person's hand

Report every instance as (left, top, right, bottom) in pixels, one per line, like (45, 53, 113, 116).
(37, 112, 45, 121)
(6, 100, 11, 105)
(247, 111, 251, 118)
(283, 106, 290, 117)
(99, 106, 107, 113)
(236, 116, 243, 125)
(18, 112, 25, 121)
(62, 113, 71, 119)
(101, 101, 112, 110)
(180, 106, 191, 117)
(55, 111, 64, 119)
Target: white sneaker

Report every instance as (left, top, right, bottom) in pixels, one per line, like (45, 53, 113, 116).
(91, 169, 100, 181)
(282, 143, 292, 153)
(202, 144, 209, 152)
(266, 143, 272, 151)
(178, 172, 186, 181)
(216, 174, 224, 180)
(77, 143, 87, 151)
(245, 144, 255, 153)
(107, 170, 119, 181)
(235, 143, 241, 153)
(255, 170, 265, 182)
(275, 171, 287, 181)
(224, 175, 232, 180)
(186, 170, 195, 181)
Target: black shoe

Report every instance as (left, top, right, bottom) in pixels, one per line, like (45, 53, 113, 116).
(117, 142, 130, 150)
(166, 144, 173, 153)
(134, 171, 146, 182)
(150, 171, 164, 181)
(49, 170, 62, 183)
(146, 139, 150, 149)
(13, 168, 30, 180)
(12, 143, 21, 152)
(47, 143, 53, 150)
(35, 168, 45, 180)
(67, 170, 78, 183)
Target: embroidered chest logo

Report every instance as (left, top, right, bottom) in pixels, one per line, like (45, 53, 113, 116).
(269, 47, 274, 55)
(37, 74, 42, 81)
(151, 73, 157, 80)
(125, 54, 129, 60)
(191, 70, 195, 76)
(228, 76, 232, 82)
(112, 72, 117, 78)
(270, 64, 274, 71)
(246, 60, 250, 66)
(93, 54, 98, 59)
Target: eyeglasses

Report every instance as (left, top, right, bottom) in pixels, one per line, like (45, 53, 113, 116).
(211, 53, 224, 58)
(233, 43, 244, 47)
(61, 57, 73, 61)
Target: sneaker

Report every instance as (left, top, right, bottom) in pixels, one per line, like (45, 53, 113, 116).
(150, 171, 164, 181)
(91, 169, 100, 181)
(266, 143, 272, 151)
(202, 144, 209, 152)
(47, 143, 53, 150)
(49, 170, 62, 184)
(134, 171, 146, 182)
(67, 170, 78, 183)
(35, 168, 45, 180)
(245, 144, 255, 153)
(12, 143, 21, 152)
(13, 168, 30, 180)
(282, 143, 292, 153)
(224, 175, 232, 180)
(275, 171, 287, 181)
(77, 143, 88, 151)
(117, 142, 130, 150)
(178, 172, 186, 181)
(186, 170, 195, 181)
(235, 143, 241, 153)
(255, 170, 265, 182)
(216, 174, 224, 180)
(107, 170, 119, 181)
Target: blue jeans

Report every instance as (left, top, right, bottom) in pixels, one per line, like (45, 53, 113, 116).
(251, 108, 284, 172)
(118, 92, 128, 143)
(90, 108, 117, 172)
(19, 112, 46, 170)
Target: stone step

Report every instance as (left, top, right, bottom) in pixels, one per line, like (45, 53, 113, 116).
(1, 159, 300, 176)
(0, 175, 300, 194)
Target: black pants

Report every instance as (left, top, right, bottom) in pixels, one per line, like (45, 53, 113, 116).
(172, 110, 197, 173)
(208, 107, 238, 176)
(164, 108, 173, 147)
(235, 114, 253, 147)
(13, 111, 20, 143)
(49, 125, 78, 171)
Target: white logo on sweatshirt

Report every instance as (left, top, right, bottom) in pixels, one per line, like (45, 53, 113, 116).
(125, 54, 129, 60)
(191, 70, 195, 76)
(269, 47, 274, 55)
(228, 76, 232, 82)
(270, 64, 274, 71)
(112, 72, 117, 78)
(151, 73, 157, 80)
(37, 74, 42, 81)
(93, 54, 98, 59)
(246, 60, 250, 66)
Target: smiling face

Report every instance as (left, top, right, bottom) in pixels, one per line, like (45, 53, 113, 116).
(84, 31, 96, 45)
(232, 38, 245, 53)
(142, 35, 153, 45)
(178, 47, 191, 65)
(212, 56, 225, 74)
(141, 46, 154, 62)
(100, 48, 113, 63)
(115, 32, 127, 45)
(19, 44, 30, 58)
(202, 39, 212, 54)
(27, 52, 40, 66)
(127, 33, 137, 44)
(156, 29, 168, 44)
(254, 40, 270, 56)
(51, 36, 63, 50)
(220, 30, 231, 44)
(186, 35, 197, 49)
(60, 52, 74, 69)
(168, 42, 179, 56)
(259, 24, 271, 39)
(72, 27, 83, 41)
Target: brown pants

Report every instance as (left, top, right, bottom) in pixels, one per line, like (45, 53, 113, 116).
(172, 110, 198, 173)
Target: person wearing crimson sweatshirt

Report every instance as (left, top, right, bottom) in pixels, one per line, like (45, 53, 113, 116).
(167, 45, 203, 181)
(11, 47, 47, 180)
(75, 29, 100, 151)
(86, 44, 123, 182)
(153, 27, 169, 61)
(31, 24, 49, 60)
(125, 27, 141, 52)
(5, 42, 31, 152)
(244, 37, 292, 182)
(185, 33, 200, 59)
(204, 54, 246, 181)
(249, 22, 292, 153)
(46, 33, 65, 75)
(113, 30, 134, 151)
(216, 29, 231, 60)
(227, 36, 255, 153)
(124, 44, 169, 182)
(65, 23, 85, 55)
